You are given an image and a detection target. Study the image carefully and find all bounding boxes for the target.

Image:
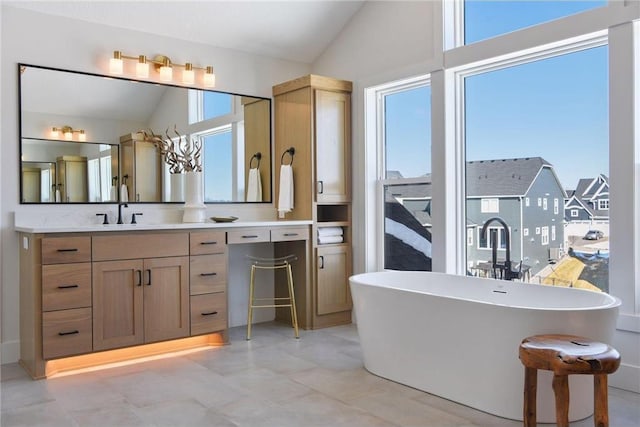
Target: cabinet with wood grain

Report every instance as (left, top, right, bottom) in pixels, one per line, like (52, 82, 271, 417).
(273, 75, 353, 329)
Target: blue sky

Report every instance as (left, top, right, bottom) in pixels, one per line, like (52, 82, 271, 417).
(386, 0, 609, 190)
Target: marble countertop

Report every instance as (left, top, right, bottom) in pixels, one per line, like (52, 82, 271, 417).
(15, 220, 312, 234)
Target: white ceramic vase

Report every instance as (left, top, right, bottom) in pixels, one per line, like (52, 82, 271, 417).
(183, 171, 206, 223)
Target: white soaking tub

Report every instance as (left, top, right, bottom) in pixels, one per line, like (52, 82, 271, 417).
(349, 271, 620, 422)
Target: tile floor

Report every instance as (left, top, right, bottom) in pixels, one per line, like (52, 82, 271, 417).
(1, 322, 639, 426)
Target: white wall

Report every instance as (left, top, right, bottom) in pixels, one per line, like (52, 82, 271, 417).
(1, 6, 309, 363)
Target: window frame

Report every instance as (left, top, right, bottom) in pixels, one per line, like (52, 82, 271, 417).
(374, 75, 433, 270)
(480, 198, 499, 213)
(598, 198, 610, 210)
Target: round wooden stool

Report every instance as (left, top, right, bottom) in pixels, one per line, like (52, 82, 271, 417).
(519, 334, 620, 427)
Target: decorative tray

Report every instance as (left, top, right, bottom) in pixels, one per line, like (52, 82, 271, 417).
(210, 216, 239, 223)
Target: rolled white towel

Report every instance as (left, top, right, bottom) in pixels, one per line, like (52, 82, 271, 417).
(55, 188, 61, 203)
(318, 235, 344, 245)
(120, 184, 129, 203)
(109, 185, 117, 202)
(317, 227, 343, 237)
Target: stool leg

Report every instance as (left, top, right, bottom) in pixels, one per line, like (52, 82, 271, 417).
(594, 374, 609, 427)
(287, 264, 299, 339)
(247, 265, 256, 340)
(552, 374, 570, 427)
(523, 367, 537, 427)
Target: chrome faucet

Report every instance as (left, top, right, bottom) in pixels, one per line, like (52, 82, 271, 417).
(481, 216, 520, 281)
(116, 202, 128, 224)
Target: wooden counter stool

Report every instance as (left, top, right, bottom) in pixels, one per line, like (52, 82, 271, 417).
(519, 334, 620, 427)
(246, 255, 299, 340)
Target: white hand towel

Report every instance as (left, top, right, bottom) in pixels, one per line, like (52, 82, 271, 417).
(317, 227, 344, 237)
(277, 165, 294, 215)
(318, 235, 344, 245)
(109, 185, 117, 202)
(55, 189, 61, 203)
(246, 168, 262, 202)
(120, 184, 129, 203)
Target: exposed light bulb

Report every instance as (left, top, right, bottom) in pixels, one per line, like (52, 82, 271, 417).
(109, 50, 123, 75)
(182, 63, 194, 85)
(204, 66, 216, 87)
(136, 55, 149, 78)
(78, 130, 86, 142)
(64, 129, 73, 140)
(51, 127, 59, 138)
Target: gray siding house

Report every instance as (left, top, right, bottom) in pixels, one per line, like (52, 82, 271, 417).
(564, 174, 609, 222)
(387, 157, 566, 277)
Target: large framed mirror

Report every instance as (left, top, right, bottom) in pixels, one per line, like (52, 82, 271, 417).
(19, 64, 272, 204)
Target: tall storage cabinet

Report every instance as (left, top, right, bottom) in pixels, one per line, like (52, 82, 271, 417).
(120, 132, 162, 202)
(56, 155, 88, 202)
(273, 75, 352, 329)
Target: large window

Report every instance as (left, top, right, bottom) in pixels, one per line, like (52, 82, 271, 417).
(464, 0, 606, 45)
(463, 40, 609, 291)
(378, 79, 432, 271)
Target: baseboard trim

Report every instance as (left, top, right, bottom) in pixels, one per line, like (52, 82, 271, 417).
(610, 362, 640, 393)
(1, 340, 20, 365)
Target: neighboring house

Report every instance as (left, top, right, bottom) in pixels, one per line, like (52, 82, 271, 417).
(386, 157, 566, 277)
(564, 174, 610, 223)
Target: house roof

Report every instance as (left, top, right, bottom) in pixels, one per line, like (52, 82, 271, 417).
(575, 174, 609, 199)
(567, 174, 610, 219)
(466, 157, 553, 197)
(387, 157, 558, 199)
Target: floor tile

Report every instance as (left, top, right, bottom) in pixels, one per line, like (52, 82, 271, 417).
(1, 322, 638, 427)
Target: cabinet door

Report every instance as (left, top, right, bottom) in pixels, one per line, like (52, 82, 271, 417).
(134, 141, 162, 202)
(93, 259, 144, 351)
(143, 256, 190, 343)
(315, 90, 350, 203)
(316, 245, 352, 315)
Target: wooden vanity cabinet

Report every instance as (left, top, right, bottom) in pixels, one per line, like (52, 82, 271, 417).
(189, 231, 228, 336)
(273, 75, 353, 329)
(41, 236, 93, 360)
(92, 233, 190, 351)
(316, 245, 352, 315)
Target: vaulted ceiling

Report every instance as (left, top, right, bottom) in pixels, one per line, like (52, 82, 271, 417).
(6, 1, 365, 64)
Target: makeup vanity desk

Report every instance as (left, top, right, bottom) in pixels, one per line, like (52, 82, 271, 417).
(16, 220, 313, 379)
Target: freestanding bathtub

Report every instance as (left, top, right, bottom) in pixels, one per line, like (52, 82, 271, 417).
(349, 271, 620, 422)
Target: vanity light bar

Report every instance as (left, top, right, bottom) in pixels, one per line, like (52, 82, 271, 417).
(51, 126, 86, 142)
(109, 50, 216, 87)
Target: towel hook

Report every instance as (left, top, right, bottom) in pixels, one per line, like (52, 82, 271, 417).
(249, 152, 262, 169)
(281, 147, 295, 166)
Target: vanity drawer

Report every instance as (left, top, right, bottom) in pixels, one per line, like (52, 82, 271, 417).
(227, 229, 270, 244)
(42, 263, 92, 312)
(271, 227, 309, 242)
(190, 231, 227, 255)
(42, 236, 91, 264)
(92, 233, 189, 261)
(190, 293, 227, 336)
(42, 307, 93, 359)
(190, 254, 227, 295)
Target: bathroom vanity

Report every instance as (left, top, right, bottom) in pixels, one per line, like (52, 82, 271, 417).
(17, 221, 312, 379)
